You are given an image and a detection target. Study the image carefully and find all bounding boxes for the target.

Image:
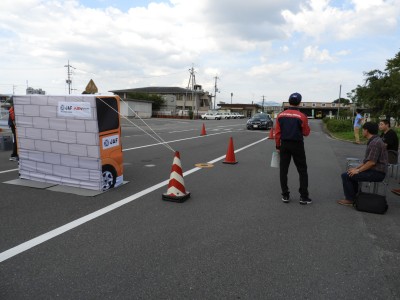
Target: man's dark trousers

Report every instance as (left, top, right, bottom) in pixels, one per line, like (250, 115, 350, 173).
(279, 140, 308, 197)
(341, 170, 386, 201)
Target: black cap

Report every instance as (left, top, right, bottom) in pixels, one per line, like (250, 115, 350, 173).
(288, 92, 302, 105)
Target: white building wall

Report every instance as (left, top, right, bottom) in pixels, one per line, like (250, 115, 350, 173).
(119, 100, 152, 118)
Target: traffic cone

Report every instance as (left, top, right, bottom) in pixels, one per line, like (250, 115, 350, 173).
(162, 151, 191, 202)
(223, 137, 238, 164)
(268, 127, 275, 139)
(201, 123, 207, 136)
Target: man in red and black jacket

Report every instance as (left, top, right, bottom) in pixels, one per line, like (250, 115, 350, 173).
(275, 92, 311, 204)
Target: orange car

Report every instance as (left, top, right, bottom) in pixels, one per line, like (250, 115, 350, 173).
(96, 96, 124, 190)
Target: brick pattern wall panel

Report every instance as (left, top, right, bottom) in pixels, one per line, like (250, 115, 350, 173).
(78, 157, 101, 170)
(20, 160, 37, 172)
(59, 131, 77, 144)
(26, 128, 42, 140)
(34, 95, 49, 106)
(69, 144, 88, 157)
(14, 104, 24, 116)
(14, 95, 109, 190)
(77, 132, 98, 146)
(89, 170, 101, 181)
(61, 177, 81, 188)
(49, 118, 67, 131)
(87, 146, 100, 159)
(44, 152, 61, 165)
(53, 165, 71, 178)
(18, 149, 29, 160)
(19, 138, 36, 151)
(24, 105, 40, 117)
(85, 120, 98, 132)
(17, 127, 26, 139)
(71, 168, 90, 181)
(35, 140, 52, 152)
(16, 116, 33, 128)
(44, 174, 62, 185)
(66, 119, 86, 132)
(42, 129, 59, 142)
(51, 142, 69, 155)
(61, 155, 80, 168)
(37, 162, 53, 175)
(28, 151, 44, 162)
(15, 95, 32, 105)
(40, 106, 57, 118)
(33, 117, 50, 129)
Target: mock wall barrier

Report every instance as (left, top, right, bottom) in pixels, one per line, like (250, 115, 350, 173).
(14, 95, 124, 191)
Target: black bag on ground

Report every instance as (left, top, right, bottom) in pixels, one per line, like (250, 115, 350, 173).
(354, 192, 388, 214)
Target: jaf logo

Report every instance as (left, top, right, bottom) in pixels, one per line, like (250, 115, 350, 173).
(102, 135, 119, 150)
(58, 102, 92, 118)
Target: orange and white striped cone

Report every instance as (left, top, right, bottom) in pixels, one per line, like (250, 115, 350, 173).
(162, 151, 191, 202)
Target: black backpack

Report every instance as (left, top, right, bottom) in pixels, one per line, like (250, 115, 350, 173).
(353, 192, 388, 214)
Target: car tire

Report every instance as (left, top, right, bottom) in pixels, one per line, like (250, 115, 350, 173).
(102, 165, 116, 191)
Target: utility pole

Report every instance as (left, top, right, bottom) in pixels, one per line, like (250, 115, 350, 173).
(64, 60, 75, 95)
(185, 65, 196, 114)
(337, 84, 342, 119)
(230, 92, 233, 104)
(213, 75, 219, 110)
(261, 95, 265, 112)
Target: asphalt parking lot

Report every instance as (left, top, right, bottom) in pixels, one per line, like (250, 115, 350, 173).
(1, 118, 400, 299)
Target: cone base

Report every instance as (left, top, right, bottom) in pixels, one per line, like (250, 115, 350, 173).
(162, 192, 191, 203)
(223, 161, 238, 164)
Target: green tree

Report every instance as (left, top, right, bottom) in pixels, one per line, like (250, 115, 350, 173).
(351, 50, 400, 119)
(332, 98, 350, 105)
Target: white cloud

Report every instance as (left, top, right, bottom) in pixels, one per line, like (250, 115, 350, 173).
(282, 0, 400, 41)
(0, 0, 399, 103)
(303, 46, 334, 62)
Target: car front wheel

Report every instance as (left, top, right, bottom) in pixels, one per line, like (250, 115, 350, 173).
(102, 165, 116, 191)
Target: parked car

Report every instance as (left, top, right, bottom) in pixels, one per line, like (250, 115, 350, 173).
(220, 112, 231, 119)
(246, 113, 273, 130)
(232, 112, 245, 119)
(201, 113, 221, 120)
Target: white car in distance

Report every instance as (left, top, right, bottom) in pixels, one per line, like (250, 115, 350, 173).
(220, 112, 231, 119)
(201, 113, 222, 120)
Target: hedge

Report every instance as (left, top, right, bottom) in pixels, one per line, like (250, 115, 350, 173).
(325, 119, 353, 132)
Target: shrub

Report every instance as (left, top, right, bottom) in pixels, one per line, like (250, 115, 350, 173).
(326, 119, 353, 132)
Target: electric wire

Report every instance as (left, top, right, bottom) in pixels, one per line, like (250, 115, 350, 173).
(96, 97, 175, 153)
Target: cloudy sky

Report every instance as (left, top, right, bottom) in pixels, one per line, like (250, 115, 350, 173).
(0, 0, 399, 104)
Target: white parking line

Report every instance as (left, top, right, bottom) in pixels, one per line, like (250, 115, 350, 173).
(0, 168, 19, 174)
(0, 137, 268, 263)
(122, 130, 233, 151)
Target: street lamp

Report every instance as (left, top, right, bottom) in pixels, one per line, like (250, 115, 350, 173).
(231, 92, 233, 104)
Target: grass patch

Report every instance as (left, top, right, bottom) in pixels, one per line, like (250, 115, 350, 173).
(326, 125, 400, 144)
(329, 131, 368, 143)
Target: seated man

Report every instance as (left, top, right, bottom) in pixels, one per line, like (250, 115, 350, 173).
(338, 122, 388, 206)
(379, 119, 399, 164)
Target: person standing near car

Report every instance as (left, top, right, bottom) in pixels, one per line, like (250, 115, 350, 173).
(275, 92, 311, 204)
